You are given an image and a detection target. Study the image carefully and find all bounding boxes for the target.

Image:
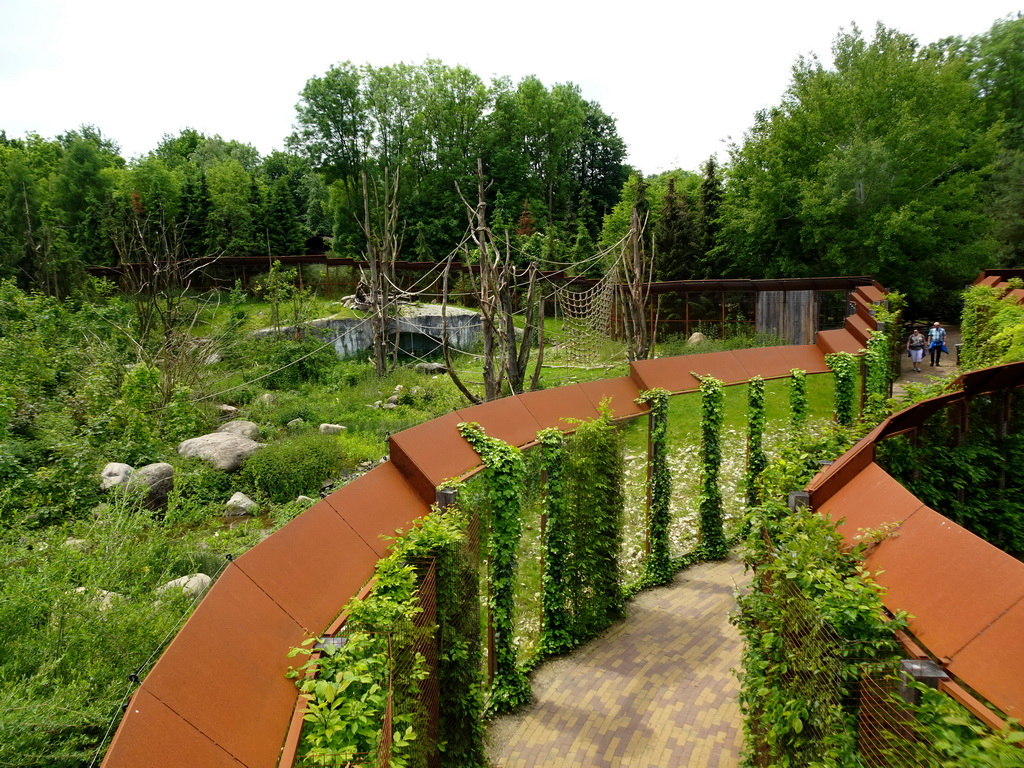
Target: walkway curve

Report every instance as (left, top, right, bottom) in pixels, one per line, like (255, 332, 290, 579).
(487, 558, 747, 768)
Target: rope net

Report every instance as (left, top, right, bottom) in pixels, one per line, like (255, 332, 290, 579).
(552, 272, 615, 366)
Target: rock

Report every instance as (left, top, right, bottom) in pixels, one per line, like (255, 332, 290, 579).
(128, 462, 175, 509)
(295, 495, 316, 505)
(386, 395, 400, 405)
(319, 423, 347, 435)
(64, 538, 89, 552)
(287, 418, 305, 429)
(225, 492, 259, 516)
(178, 433, 262, 472)
(217, 420, 260, 440)
(257, 393, 275, 406)
(393, 384, 404, 392)
(372, 400, 382, 409)
(72, 586, 122, 611)
(415, 362, 448, 375)
(215, 404, 239, 419)
(382, 402, 398, 410)
(204, 352, 222, 365)
(100, 462, 134, 490)
(687, 331, 707, 345)
(157, 573, 212, 598)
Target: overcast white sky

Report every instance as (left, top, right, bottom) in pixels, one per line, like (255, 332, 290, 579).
(1, 1, 1019, 174)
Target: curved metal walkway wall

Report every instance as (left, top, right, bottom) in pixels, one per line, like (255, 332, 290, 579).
(103, 287, 881, 766)
(808, 362, 1024, 725)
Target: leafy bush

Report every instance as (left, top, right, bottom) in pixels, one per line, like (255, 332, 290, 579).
(240, 432, 346, 503)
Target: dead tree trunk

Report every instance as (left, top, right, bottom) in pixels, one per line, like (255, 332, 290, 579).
(359, 168, 402, 377)
(619, 205, 654, 361)
(442, 160, 544, 402)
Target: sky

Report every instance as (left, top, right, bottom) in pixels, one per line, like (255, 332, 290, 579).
(1, 1, 1020, 174)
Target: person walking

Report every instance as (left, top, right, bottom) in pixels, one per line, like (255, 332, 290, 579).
(928, 321, 947, 366)
(907, 327, 926, 372)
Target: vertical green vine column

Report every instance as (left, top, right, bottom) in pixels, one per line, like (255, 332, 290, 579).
(536, 427, 571, 656)
(864, 331, 891, 424)
(826, 352, 859, 426)
(698, 375, 728, 559)
(457, 422, 531, 714)
(745, 377, 767, 507)
(789, 368, 809, 429)
(636, 388, 673, 586)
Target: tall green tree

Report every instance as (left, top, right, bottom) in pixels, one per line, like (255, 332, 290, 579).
(718, 24, 1000, 305)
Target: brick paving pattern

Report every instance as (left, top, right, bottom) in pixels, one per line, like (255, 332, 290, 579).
(487, 557, 747, 768)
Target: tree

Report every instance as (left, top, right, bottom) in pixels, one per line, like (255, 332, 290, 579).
(695, 156, 724, 277)
(718, 24, 1000, 306)
(653, 176, 698, 280)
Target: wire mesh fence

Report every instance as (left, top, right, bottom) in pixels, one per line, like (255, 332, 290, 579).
(291, 560, 440, 768)
(747, 577, 999, 767)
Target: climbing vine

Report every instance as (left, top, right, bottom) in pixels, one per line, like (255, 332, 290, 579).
(635, 389, 673, 586)
(745, 377, 767, 508)
(560, 407, 625, 642)
(457, 421, 532, 714)
(286, 510, 477, 767)
(536, 427, 571, 656)
(864, 331, 891, 425)
(826, 352, 859, 427)
(789, 368, 808, 429)
(697, 374, 727, 559)
(734, 435, 906, 767)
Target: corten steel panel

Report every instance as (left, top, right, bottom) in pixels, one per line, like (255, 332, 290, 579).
(844, 315, 873, 345)
(731, 347, 800, 381)
(1008, 288, 1024, 304)
(389, 411, 481, 498)
(233, 498, 380, 629)
(777, 345, 832, 374)
(630, 357, 703, 393)
(578, 377, 646, 420)
(947, 597, 1024, 719)
(515, 385, 602, 433)
(807, 425, 884, 508)
(456, 396, 543, 449)
(974, 274, 1001, 287)
(322, 462, 431, 557)
(103, 688, 242, 768)
(816, 329, 864, 355)
(630, 357, 700, 393)
(141, 565, 302, 767)
(857, 284, 886, 303)
(817, 462, 927, 549)
(878, 392, 965, 440)
(863, 507, 1024, 663)
(685, 351, 757, 386)
(960, 361, 1024, 398)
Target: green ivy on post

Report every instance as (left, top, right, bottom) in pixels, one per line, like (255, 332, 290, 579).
(536, 427, 572, 656)
(789, 368, 809, 429)
(826, 352, 859, 427)
(745, 377, 767, 508)
(635, 388, 673, 586)
(697, 374, 728, 559)
(457, 422, 532, 714)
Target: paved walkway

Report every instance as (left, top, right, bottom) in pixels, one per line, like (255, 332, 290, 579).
(487, 558, 747, 768)
(892, 324, 962, 398)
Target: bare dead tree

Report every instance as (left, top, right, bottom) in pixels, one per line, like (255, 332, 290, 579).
(441, 159, 545, 403)
(617, 204, 655, 361)
(358, 167, 403, 376)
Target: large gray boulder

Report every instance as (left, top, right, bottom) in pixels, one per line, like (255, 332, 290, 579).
(216, 419, 260, 441)
(178, 433, 262, 471)
(100, 463, 134, 490)
(225, 492, 259, 516)
(128, 462, 175, 509)
(319, 423, 346, 435)
(157, 573, 212, 598)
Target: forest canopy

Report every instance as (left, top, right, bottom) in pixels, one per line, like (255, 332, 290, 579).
(1, 15, 1023, 308)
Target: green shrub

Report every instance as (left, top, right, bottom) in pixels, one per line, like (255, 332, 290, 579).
(240, 433, 346, 503)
